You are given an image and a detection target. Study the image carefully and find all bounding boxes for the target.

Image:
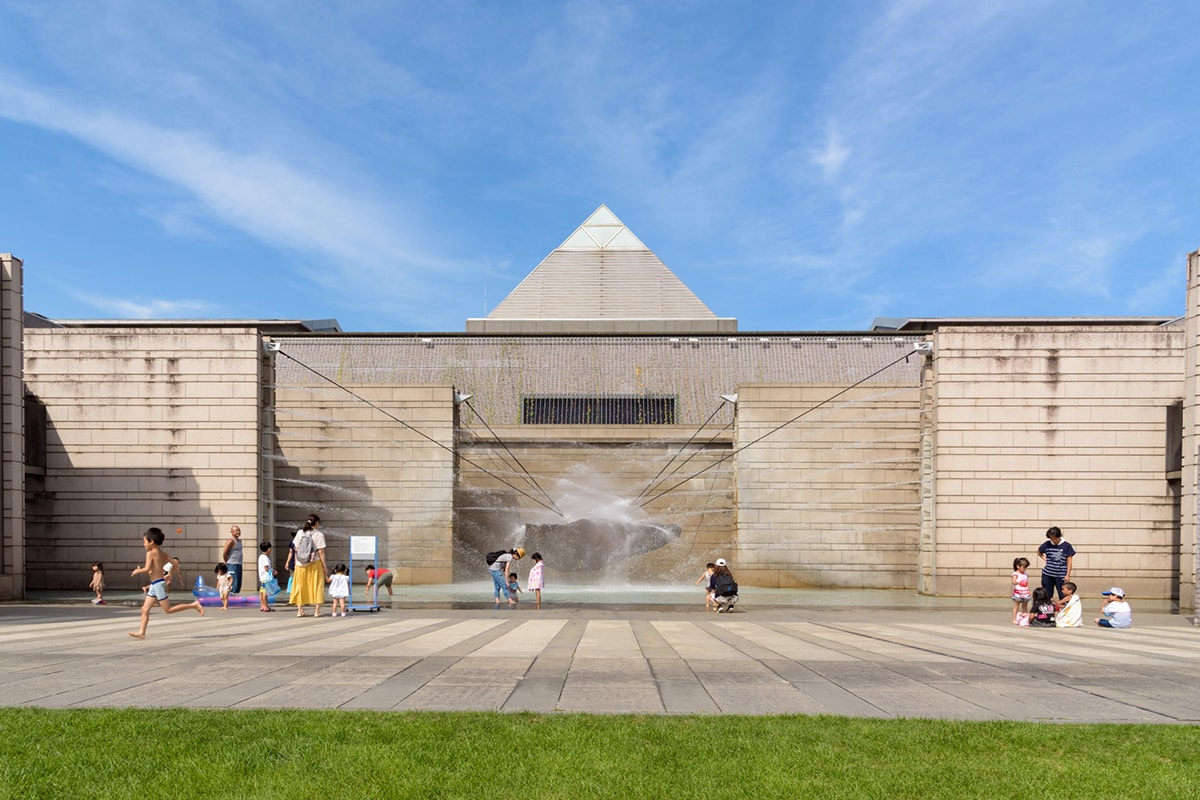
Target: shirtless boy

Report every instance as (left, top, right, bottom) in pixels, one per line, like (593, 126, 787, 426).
(129, 527, 204, 639)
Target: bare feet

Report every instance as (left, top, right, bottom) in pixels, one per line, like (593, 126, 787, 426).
(196, 603, 205, 616)
(128, 631, 145, 639)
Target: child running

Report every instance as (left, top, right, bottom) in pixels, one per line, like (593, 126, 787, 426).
(215, 562, 234, 610)
(89, 562, 106, 605)
(526, 552, 545, 610)
(1011, 557, 1031, 624)
(129, 527, 203, 639)
(328, 564, 351, 616)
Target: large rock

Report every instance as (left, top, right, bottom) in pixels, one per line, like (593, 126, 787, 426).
(523, 519, 682, 573)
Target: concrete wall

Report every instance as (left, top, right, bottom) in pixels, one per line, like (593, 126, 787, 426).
(454, 425, 734, 582)
(23, 327, 263, 590)
(733, 382, 923, 589)
(929, 325, 1185, 600)
(270, 378, 456, 584)
(0, 254, 22, 600)
(1182, 251, 1200, 613)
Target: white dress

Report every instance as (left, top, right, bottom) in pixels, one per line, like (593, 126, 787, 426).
(328, 573, 350, 599)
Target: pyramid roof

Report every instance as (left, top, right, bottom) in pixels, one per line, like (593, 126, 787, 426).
(466, 206, 736, 334)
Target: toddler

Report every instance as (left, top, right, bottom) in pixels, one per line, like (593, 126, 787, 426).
(507, 573, 522, 606)
(215, 562, 234, 610)
(696, 562, 717, 611)
(89, 562, 106, 605)
(328, 563, 351, 617)
(1011, 557, 1031, 624)
(258, 540, 277, 612)
(1028, 587, 1056, 628)
(526, 553, 545, 610)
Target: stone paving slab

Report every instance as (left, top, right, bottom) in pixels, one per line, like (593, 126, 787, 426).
(1, 603, 1198, 721)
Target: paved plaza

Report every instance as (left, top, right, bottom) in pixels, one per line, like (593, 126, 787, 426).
(2, 590, 1198, 722)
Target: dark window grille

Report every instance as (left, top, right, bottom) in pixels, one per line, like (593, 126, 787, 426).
(522, 395, 677, 425)
(25, 393, 47, 470)
(1166, 400, 1183, 474)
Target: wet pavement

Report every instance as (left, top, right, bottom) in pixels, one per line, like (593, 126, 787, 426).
(2, 587, 1197, 721)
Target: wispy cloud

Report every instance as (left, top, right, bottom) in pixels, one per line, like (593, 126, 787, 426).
(72, 291, 215, 319)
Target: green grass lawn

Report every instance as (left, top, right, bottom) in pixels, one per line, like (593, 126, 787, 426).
(2, 708, 1198, 799)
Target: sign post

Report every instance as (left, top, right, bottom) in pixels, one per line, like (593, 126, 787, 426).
(348, 535, 381, 613)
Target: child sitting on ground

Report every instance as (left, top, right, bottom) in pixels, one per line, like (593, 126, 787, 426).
(507, 573, 522, 605)
(1054, 581, 1082, 627)
(1028, 587, 1056, 627)
(1095, 587, 1132, 628)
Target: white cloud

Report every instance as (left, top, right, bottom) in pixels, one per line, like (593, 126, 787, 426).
(73, 291, 215, 319)
(811, 126, 850, 180)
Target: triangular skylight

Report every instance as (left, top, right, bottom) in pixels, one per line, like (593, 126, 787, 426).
(558, 205, 647, 250)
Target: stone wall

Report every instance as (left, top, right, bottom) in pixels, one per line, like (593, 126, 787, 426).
(23, 327, 263, 590)
(0, 254, 22, 600)
(270, 379, 455, 584)
(1182, 250, 1200, 613)
(733, 382, 923, 589)
(929, 325, 1185, 600)
(454, 425, 734, 583)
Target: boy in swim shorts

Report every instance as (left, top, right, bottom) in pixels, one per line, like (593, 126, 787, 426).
(129, 527, 204, 639)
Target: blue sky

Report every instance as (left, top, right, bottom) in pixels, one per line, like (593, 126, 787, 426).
(2, 1, 1198, 332)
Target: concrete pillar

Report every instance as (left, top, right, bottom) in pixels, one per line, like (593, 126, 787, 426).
(0, 253, 24, 600)
(1181, 250, 1200, 615)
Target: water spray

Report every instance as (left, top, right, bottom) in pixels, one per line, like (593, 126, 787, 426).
(457, 393, 563, 517)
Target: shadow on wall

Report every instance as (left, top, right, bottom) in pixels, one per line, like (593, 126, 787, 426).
(271, 467, 394, 572)
(25, 467, 219, 592)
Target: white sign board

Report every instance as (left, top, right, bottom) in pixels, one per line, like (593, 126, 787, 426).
(350, 536, 377, 558)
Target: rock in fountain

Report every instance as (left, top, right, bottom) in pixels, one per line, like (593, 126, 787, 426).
(523, 519, 682, 573)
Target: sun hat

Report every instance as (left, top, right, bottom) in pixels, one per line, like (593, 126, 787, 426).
(1101, 587, 1125, 597)
(715, 558, 727, 566)
(514, 547, 526, 559)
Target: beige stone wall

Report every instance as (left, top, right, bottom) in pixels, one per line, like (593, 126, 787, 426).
(1182, 251, 1200, 612)
(930, 326, 1184, 600)
(733, 382, 923, 589)
(455, 425, 734, 583)
(0, 254, 23, 599)
(23, 327, 263, 590)
(270, 380, 455, 584)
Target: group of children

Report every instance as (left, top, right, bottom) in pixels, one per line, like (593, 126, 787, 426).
(1011, 557, 1132, 629)
(96, 528, 552, 638)
(503, 553, 545, 609)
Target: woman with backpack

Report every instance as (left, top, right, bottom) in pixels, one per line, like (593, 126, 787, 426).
(708, 558, 738, 613)
(486, 547, 525, 608)
(290, 514, 329, 617)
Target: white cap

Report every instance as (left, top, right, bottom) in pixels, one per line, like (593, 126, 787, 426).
(1101, 587, 1124, 597)
(715, 558, 727, 566)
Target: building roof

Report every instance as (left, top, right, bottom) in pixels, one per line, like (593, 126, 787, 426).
(466, 205, 736, 334)
(887, 316, 1179, 332)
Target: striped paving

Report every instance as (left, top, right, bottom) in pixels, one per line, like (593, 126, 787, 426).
(1, 604, 1198, 721)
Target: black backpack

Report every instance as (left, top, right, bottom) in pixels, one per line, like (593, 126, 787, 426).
(485, 550, 507, 567)
(713, 573, 738, 597)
